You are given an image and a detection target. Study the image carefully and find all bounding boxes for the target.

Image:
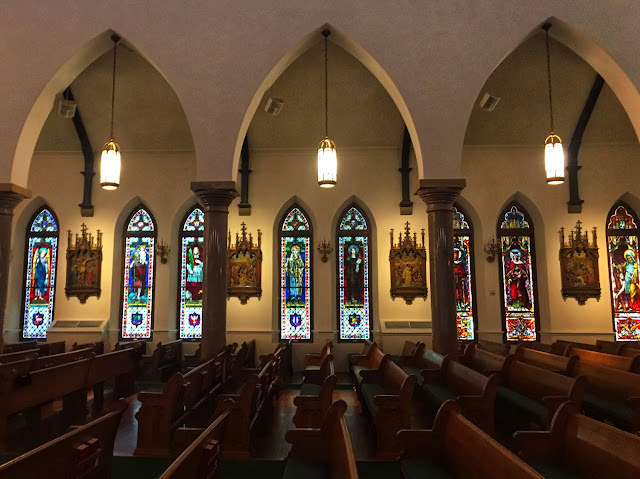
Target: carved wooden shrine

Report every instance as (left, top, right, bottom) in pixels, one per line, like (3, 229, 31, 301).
(389, 221, 428, 304)
(65, 223, 103, 303)
(559, 220, 601, 305)
(227, 222, 262, 304)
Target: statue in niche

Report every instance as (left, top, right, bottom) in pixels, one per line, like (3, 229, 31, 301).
(389, 221, 428, 304)
(559, 220, 600, 305)
(227, 222, 262, 304)
(65, 224, 102, 304)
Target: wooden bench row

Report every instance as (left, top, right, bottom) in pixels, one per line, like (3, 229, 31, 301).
(2, 341, 66, 356)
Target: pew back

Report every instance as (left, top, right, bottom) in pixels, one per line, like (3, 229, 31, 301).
(515, 345, 577, 374)
(0, 349, 39, 364)
(461, 343, 507, 374)
(567, 346, 640, 373)
(572, 360, 640, 402)
(505, 360, 583, 403)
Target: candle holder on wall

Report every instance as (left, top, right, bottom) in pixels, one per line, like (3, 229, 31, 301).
(484, 237, 500, 263)
(155, 239, 170, 264)
(317, 238, 333, 263)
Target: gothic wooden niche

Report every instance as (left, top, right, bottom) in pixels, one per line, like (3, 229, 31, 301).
(227, 222, 262, 304)
(65, 223, 102, 304)
(559, 220, 600, 305)
(389, 221, 427, 304)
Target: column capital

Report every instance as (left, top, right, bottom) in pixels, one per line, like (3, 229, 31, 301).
(0, 183, 31, 216)
(415, 179, 466, 212)
(191, 181, 238, 212)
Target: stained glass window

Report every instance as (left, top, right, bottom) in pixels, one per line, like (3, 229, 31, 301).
(606, 203, 640, 341)
(279, 205, 312, 340)
(337, 206, 371, 340)
(121, 206, 156, 339)
(178, 207, 205, 340)
(453, 205, 476, 341)
(498, 203, 538, 341)
(22, 207, 59, 339)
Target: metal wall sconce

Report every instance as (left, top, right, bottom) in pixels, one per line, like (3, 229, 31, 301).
(317, 238, 333, 263)
(155, 239, 170, 264)
(484, 237, 500, 263)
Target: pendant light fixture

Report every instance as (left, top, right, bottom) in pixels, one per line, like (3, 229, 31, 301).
(542, 23, 565, 185)
(100, 34, 122, 190)
(317, 29, 337, 188)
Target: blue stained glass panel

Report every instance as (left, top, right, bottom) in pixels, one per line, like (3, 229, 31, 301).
(281, 236, 311, 339)
(282, 208, 310, 231)
(452, 206, 469, 230)
(500, 206, 530, 230)
(122, 236, 155, 338)
(339, 207, 367, 231)
(127, 209, 155, 232)
(23, 236, 58, 338)
(30, 209, 58, 232)
(179, 235, 204, 339)
(183, 208, 205, 232)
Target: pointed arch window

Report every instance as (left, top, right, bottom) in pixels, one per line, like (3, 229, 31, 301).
(498, 203, 539, 341)
(22, 207, 60, 339)
(336, 206, 371, 340)
(453, 204, 476, 341)
(279, 205, 313, 340)
(606, 202, 640, 341)
(178, 207, 205, 340)
(121, 206, 156, 339)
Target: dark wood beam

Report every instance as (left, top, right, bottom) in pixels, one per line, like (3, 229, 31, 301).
(567, 74, 604, 213)
(66, 88, 95, 217)
(399, 126, 413, 215)
(238, 135, 251, 216)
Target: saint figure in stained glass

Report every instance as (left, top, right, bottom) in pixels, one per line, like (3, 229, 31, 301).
(179, 207, 204, 339)
(606, 203, 640, 340)
(337, 205, 371, 341)
(452, 205, 476, 340)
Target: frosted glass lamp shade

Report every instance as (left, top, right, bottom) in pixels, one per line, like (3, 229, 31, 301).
(100, 139, 121, 190)
(317, 137, 337, 188)
(544, 133, 565, 185)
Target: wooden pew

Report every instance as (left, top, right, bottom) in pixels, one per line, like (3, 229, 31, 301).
(114, 339, 148, 355)
(515, 401, 640, 478)
(397, 401, 542, 479)
(395, 344, 444, 385)
(421, 356, 498, 435)
(497, 360, 585, 428)
(566, 345, 640, 373)
(86, 348, 139, 409)
(347, 339, 376, 370)
(570, 360, 640, 433)
(514, 344, 577, 375)
(0, 400, 127, 479)
(0, 349, 39, 364)
(350, 342, 384, 385)
(459, 343, 507, 375)
(0, 348, 95, 381)
(515, 341, 553, 354)
(284, 400, 358, 479)
(551, 339, 595, 356)
(475, 339, 511, 356)
(621, 344, 640, 359)
(2, 341, 38, 354)
(142, 339, 184, 382)
(305, 341, 332, 368)
(36, 341, 66, 356)
(157, 407, 232, 479)
(135, 350, 225, 456)
(359, 355, 416, 459)
(72, 340, 105, 355)
(293, 354, 337, 428)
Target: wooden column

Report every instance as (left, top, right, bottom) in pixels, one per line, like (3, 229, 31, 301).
(0, 184, 31, 351)
(416, 179, 465, 357)
(191, 181, 237, 359)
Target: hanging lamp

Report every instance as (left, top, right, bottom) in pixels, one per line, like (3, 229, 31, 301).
(317, 29, 337, 188)
(100, 34, 122, 190)
(542, 23, 565, 185)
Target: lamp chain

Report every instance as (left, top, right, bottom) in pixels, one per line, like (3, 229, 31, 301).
(110, 37, 118, 140)
(545, 25, 554, 133)
(324, 31, 328, 138)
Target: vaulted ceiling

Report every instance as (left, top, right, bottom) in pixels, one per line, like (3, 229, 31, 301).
(34, 31, 636, 155)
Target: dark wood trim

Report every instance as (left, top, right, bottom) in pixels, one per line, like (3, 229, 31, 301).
(335, 204, 373, 342)
(238, 135, 251, 216)
(567, 74, 604, 214)
(496, 202, 540, 342)
(66, 88, 95, 217)
(399, 127, 413, 215)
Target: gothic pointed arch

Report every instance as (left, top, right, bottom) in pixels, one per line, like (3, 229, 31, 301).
(453, 203, 477, 341)
(177, 205, 205, 340)
(120, 204, 157, 340)
(335, 203, 372, 341)
(497, 201, 539, 341)
(606, 201, 640, 341)
(21, 206, 60, 339)
(278, 204, 313, 340)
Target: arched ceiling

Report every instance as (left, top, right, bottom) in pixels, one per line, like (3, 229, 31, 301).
(4, 1, 640, 186)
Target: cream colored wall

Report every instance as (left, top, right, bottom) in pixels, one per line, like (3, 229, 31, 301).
(462, 143, 640, 344)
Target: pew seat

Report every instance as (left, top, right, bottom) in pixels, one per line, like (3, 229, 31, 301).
(350, 342, 384, 385)
(294, 355, 337, 428)
(515, 401, 640, 478)
(305, 342, 332, 370)
(284, 400, 358, 479)
(347, 339, 375, 370)
(397, 401, 542, 479)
